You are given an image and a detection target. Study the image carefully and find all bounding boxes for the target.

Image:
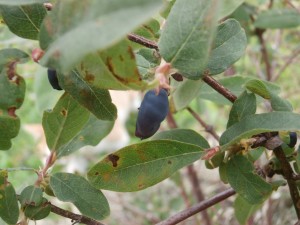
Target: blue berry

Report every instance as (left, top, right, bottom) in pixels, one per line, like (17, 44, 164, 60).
(288, 132, 297, 148)
(135, 89, 169, 139)
(47, 69, 62, 90)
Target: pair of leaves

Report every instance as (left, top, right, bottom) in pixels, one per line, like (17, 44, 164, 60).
(20, 185, 50, 220)
(42, 93, 114, 156)
(245, 79, 293, 112)
(0, 49, 29, 150)
(88, 129, 208, 192)
(40, 0, 164, 72)
(158, 0, 220, 79)
(171, 18, 247, 110)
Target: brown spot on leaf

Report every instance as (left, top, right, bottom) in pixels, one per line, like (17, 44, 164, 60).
(171, 73, 183, 82)
(53, 50, 61, 59)
(15, 98, 23, 103)
(168, 160, 172, 164)
(94, 172, 99, 176)
(143, 25, 156, 37)
(8, 107, 16, 118)
(61, 109, 67, 117)
(84, 73, 95, 83)
(138, 184, 145, 189)
(127, 46, 135, 59)
(107, 154, 120, 167)
(79, 136, 84, 141)
(119, 55, 124, 61)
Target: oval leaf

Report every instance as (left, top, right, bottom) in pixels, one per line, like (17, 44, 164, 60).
(204, 19, 247, 76)
(40, 0, 163, 72)
(20, 185, 43, 206)
(158, 0, 220, 79)
(42, 93, 90, 151)
(0, 4, 46, 40)
(24, 198, 51, 221)
(254, 9, 300, 29)
(227, 155, 272, 204)
(57, 70, 117, 121)
(88, 140, 204, 192)
(50, 173, 110, 220)
(220, 112, 300, 149)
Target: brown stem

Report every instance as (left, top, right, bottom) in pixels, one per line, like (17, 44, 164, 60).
(202, 75, 237, 103)
(273, 146, 300, 218)
(155, 188, 236, 225)
(187, 165, 212, 225)
(186, 107, 220, 141)
(50, 203, 105, 225)
(35, 151, 56, 186)
(127, 33, 158, 50)
(255, 28, 272, 81)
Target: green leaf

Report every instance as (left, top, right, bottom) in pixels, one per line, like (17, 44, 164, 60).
(24, 198, 51, 221)
(158, 0, 220, 79)
(198, 76, 280, 105)
(40, 0, 163, 72)
(0, 116, 20, 150)
(220, 112, 300, 150)
(20, 185, 43, 206)
(171, 79, 203, 111)
(88, 140, 204, 192)
(245, 79, 293, 112)
(151, 129, 210, 148)
(57, 114, 114, 158)
(234, 195, 260, 225)
(57, 70, 117, 121)
(218, 0, 245, 19)
(50, 173, 110, 220)
(0, 4, 46, 40)
(0, 69, 26, 110)
(133, 19, 160, 42)
(204, 19, 247, 76)
(227, 91, 256, 128)
(254, 9, 300, 29)
(76, 40, 148, 90)
(0, 0, 47, 5)
(0, 48, 29, 70)
(42, 93, 90, 151)
(0, 172, 19, 225)
(227, 155, 272, 204)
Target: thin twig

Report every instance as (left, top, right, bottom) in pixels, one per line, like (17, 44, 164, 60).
(187, 165, 212, 225)
(272, 48, 300, 81)
(202, 75, 237, 103)
(50, 203, 105, 225)
(186, 107, 220, 141)
(255, 28, 273, 81)
(127, 33, 158, 50)
(272, 146, 300, 218)
(155, 188, 236, 225)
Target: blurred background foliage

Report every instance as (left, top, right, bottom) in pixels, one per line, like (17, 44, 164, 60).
(0, 0, 300, 224)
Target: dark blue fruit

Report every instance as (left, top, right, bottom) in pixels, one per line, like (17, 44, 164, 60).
(288, 132, 297, 148)
(135, 89, 169, 139)
(47, 69, 62, 90)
